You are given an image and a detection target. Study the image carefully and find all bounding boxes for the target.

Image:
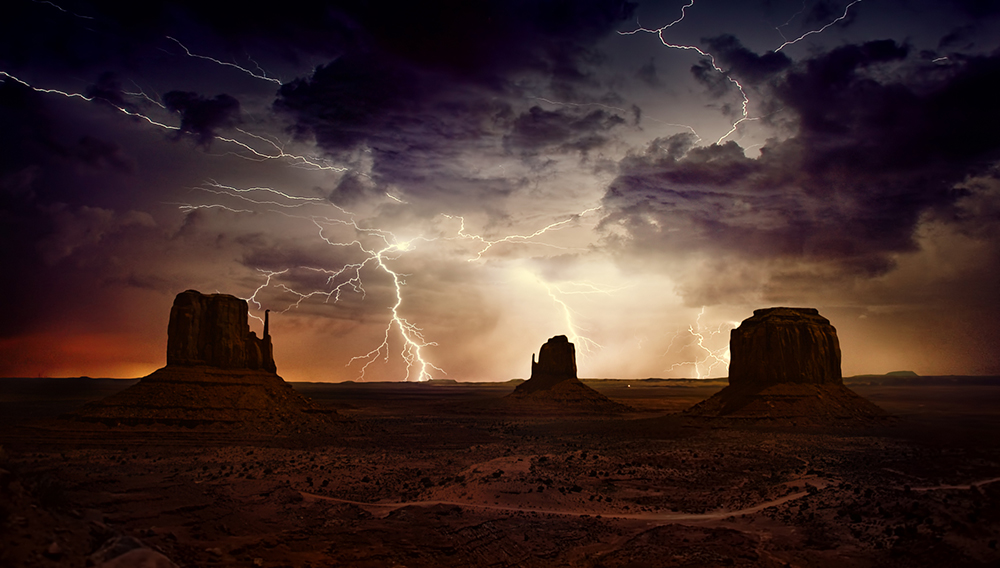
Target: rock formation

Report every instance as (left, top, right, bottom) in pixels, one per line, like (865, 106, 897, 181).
(506, 335, 629, 412)
(167, 290, 275, 372)
(728, 308, 841, 387)
(686, 308, 886, 422)
(516, 335, 578, 395)
(74, 290, 339, 432)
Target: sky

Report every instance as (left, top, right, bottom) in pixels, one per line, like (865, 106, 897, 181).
(1, 0, 999, 382)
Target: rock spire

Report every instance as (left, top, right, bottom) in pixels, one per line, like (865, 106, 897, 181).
(506, 335, 629, 412)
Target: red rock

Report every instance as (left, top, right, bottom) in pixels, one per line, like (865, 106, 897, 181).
(687, 307, 886, 422)
(507, 335, 629, 412)
(166, 290, 275, 372)
(516, 335, 578, 395)
(73, 290, 340, 432)
(728, 307, 841, 387)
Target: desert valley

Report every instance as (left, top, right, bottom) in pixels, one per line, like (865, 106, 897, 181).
(1, 292, 999, 567)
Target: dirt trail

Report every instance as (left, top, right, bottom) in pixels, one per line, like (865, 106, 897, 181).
(301, 489, 811, 523)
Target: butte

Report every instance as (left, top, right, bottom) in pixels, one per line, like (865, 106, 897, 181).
(504, 335, 630, 412)
(73, 290, 340, 433)
(686, 307, 887, 423)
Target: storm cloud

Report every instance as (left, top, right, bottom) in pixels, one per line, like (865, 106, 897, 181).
(601, 40, 1000, 284)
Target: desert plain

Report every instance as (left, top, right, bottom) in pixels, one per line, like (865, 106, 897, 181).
(2, 375, 1000, 567)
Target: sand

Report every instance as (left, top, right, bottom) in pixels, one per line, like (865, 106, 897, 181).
(1, 377, 999, 567)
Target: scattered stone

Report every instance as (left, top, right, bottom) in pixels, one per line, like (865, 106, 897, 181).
(43, 541, 62, 559)
(89, 535, 146, 565)
(97, 548, 179, 568)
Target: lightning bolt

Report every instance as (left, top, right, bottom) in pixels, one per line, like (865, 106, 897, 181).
(618, 1, 753, 145)
(187, 182, 444, 381)
(166, 36, 283, 84)
(32, 0, 94, 20)
(181, 179, 616, 381)
(535, 278, 603, 356)
(347, 237, 446, 382)
(775, 0, 863, 52)
(773, 1, 810, 45)
(618, 0, 695, 35)
(445, 206, 601, 261)
(0, 70, 347, 171)
(0, 64, 443, 381)
(195, 180, 326, 208)
(621, 1, 865, 145)
(121, 81, 166, 109)
(663, 307, 737, 379)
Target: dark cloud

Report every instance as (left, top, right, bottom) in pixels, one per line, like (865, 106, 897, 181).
(272, 0, 636, 202)
(690, 59, 733, 98)
(72, 136, 135, 173)
(328, 174, 378, 207)
(702, 35, 792, 85)
(938, 25, 977, 50)
(85, 72, 134, 111)
(503, 106, 626, 156)
(952, 0, 1000, 18)
(163, 91, 241, 146)
(601, 41, 1000, 282)
(275, 54, 426, 152)
(802, 0, 859, 27)
(0, 78, 57, 176)
(636, 58, 661, 87)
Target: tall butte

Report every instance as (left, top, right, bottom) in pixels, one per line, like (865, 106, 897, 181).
(686, 308, 886, 422)
(506, 335, 629, 412)
(75, 290, 338, 432)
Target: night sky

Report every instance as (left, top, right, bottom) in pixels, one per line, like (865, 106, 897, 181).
(2, 0, 999, 382)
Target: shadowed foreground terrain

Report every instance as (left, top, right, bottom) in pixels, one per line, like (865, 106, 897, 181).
(2, 377, 1000, 567)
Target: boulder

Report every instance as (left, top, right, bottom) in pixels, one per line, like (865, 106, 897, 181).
(728, 307, 841, 387)
(166, 290, 275, 372)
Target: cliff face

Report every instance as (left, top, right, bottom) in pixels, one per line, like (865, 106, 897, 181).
(686, 307, 886, 422)
(165, 290, 275, 372)
(727, 307, 841, 388)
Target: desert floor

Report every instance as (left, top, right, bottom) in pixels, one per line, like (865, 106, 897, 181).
(2, 377, 1000, 567)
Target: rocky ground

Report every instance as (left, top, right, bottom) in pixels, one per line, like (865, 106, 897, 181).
(1, 378, 999, 567)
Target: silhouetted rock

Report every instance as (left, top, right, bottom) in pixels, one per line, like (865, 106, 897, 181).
(507, 336, 629, 412)
(729, 307, 841, 387)
(167, 290, 275, 372)
(687, 308, 886, 422)
(517, 335, 577, 395)
(73, 290, 339, 432)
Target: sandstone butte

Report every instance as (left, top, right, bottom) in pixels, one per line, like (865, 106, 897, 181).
(506, 335, 630, 412)
(686, 307, 887, 422)
(74, 290, 339, 432)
